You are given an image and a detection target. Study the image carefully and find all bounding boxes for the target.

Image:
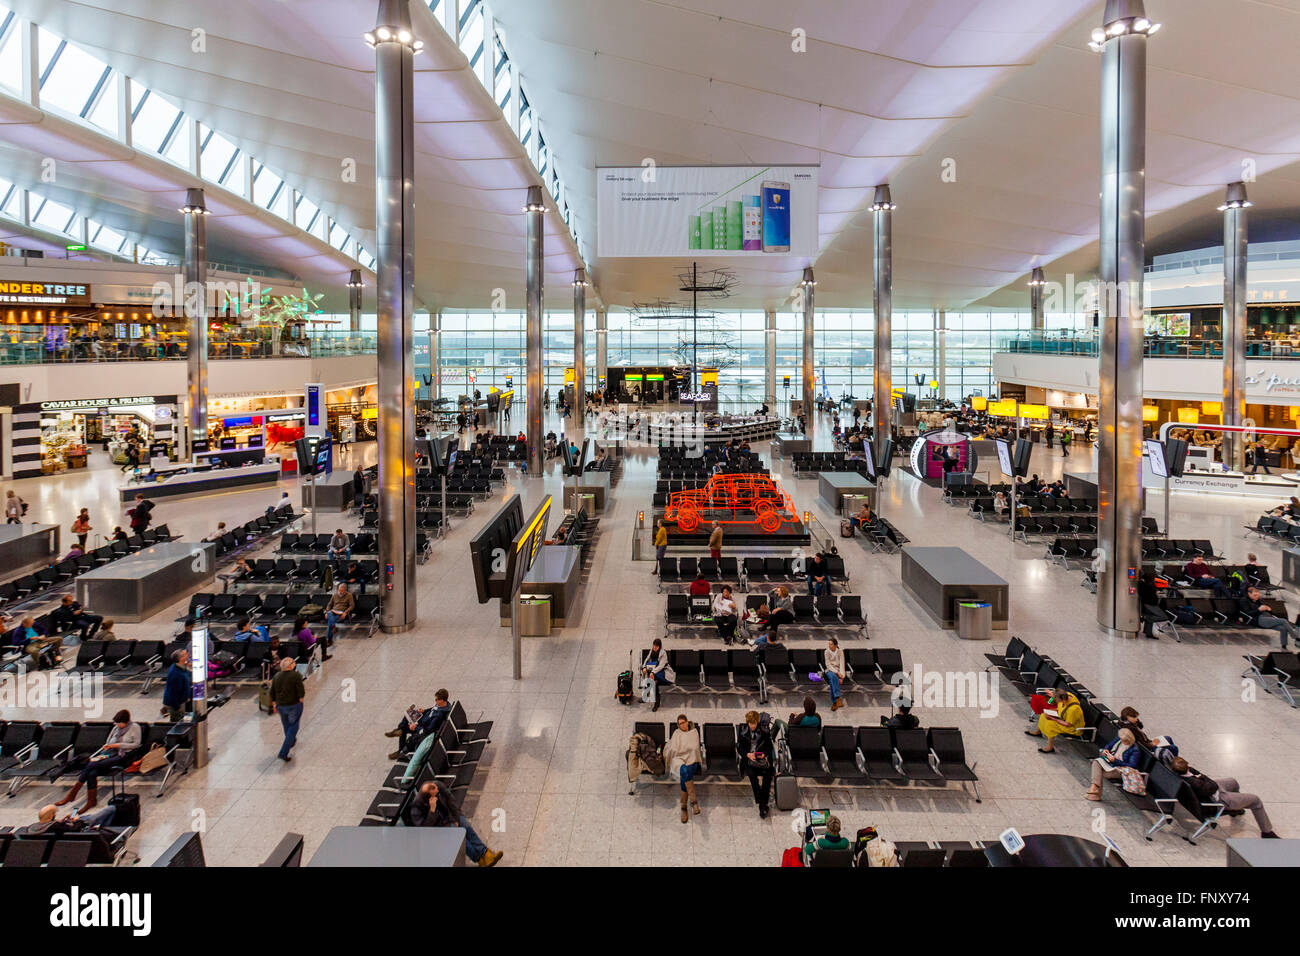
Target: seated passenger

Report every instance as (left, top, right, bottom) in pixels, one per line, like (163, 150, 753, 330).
(1025, 687, 1085, 753)
(641, 639, 670, 712)
(1170, 757, 1278, 838)
(1183, 555, 1229, 596)
(1238, 586, 1299, 649)
(687, 572, 712, 597)
(803, 814, 851, 861)
(790, 696, 821, 728)
(765, 586, 795, 636)
(1085, 727, 1142, 801)
(712, 586, 738, 644)
(7, 616, 62, 669)
(409, 781, 502, 865)
(881, 704, 919, 730)
(385, 688, 451, 759)
(661, 713, 702, 823)
(854, 503, 876, 531)
(232, 617, 260, 641)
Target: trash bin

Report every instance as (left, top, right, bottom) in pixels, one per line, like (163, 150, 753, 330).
(516, 594, 552, 636)
(956, 601, 992, 641)
(579, 493, 596, 518)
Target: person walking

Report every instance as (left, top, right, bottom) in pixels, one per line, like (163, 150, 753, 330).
(161, 649, 191, 722)
(270, 657, 306, 762)
(1059, 427, 1071, 458)
(1044, 422, 1054, 449)
(4, 490, 24, 524)
(653, 520, 669, 574)
(71, 509, 91, 549)
(708, 521, 723, 560)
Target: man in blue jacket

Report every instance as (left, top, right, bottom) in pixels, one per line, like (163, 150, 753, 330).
(385, 689, 451, 760)
(161, 649, 192, 721)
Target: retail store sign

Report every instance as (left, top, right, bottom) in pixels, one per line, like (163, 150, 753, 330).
(1245, 369, 1300, 394)
(0, 279, 92, 305)
(40, 396, 158, 412)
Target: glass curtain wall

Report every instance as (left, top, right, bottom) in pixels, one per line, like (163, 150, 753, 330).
(430, 310, 1085, 404)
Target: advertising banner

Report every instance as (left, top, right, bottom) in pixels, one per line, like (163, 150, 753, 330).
(597, 165, 818, 258)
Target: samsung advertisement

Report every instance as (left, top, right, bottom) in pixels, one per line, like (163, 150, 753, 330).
(596, 165, 819, 258)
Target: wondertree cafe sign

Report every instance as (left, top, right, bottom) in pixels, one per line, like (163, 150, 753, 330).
(0, 279, 92, 305)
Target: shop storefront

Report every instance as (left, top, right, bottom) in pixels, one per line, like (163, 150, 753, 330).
(8, 394, 178, 478)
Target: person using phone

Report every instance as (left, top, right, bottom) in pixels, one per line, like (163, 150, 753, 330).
(1085, 727, 1141, 801)
(384, 689, 451, 759)
(738, 710, 775, 818)
(54, 709, 140, 812)
(1025, 688, 1085, 753)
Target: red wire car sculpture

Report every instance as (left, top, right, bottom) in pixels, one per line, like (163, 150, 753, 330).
(664, 473, 799, 534)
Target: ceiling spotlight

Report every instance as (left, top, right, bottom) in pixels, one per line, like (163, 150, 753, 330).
(398, 29, 411, 43)
(376, 26, 391, 40)
(800, 267, 816, 287)
(1091, 27, 1106, 43)
(1108, 20, 1127, 36)
(1134, 17, 1150, 31)
(363, 31, 375, 46)
(413, 39, 424, 52)
(1146, 22, 1161, 33)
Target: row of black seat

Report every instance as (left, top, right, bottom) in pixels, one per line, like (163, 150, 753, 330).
(1151, 596, 1290, 644)
(656, 555, 849, 591)
(970, 495, 1097, 516)
(851, 518, 910, 554)
(1243, 651, 1300, 708)
(0, 822, 136, 868)
(627, 721, 977, 800)
(987, 637, 1224, 843)
(211, 505, 300, 559)
(361, 702, 493, 826)
(664, 593, 867, 638)
(643, 645, 902, 700)
(0, 525, 175, 609)
(276, 531, 434, 559)
(184, 590, 380, 635)
(230, 557, 379, 589)
(1045, 535, 1193, 566)
(1245, 514, 1300, 547)
(0, 717, 189, 799)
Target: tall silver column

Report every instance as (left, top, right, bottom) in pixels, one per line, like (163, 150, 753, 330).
(800, 268, 815, 433)
(368, 0, 421, 632)
(1029, 267, 1046, 331)
(347, 269, 363, 333)
(525, 185, 545, 475)
(596, 307, 607, 386)
(430, 309, 441, 402)
(572, 268, 587, 422)
(1221, 182, 1250, 472)
(764, 307, 777, 407)
(1094, 0, 1156, 639)
(181, 188, 208, 456)
(937, 309, 947, 400)
(871, 185, 895, 466)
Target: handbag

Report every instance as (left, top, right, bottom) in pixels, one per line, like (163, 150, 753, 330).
(136, 744, 168, 774)
(1120, 767, 1146, 794)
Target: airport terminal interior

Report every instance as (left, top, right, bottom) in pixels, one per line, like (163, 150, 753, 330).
(1, 0, 1299, 877)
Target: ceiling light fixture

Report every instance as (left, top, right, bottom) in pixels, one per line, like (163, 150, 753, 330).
(179, 187, 208, 215)
(523, 185, 546, 213)
(870, 184, 896, 212)
(1091, 4, 1161, 52)
(799, 267, 816, 287)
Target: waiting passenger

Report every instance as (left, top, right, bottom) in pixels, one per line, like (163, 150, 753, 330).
(409, 781, 502, 865)
(385, 689, 451, 759)
(1084, 727, 1142, 801)
(738, 710, 775, 819)
(881, 704, 919, 730)
(1169, 757, 1277, 838)
(232, 617, 260, 641)
(764, 585, 795, 636)
(325, 582, 355, 652)
(641, 639, 670, 713)
(688, 572, 712, 597)
(1238, 586, 1299, 649)
(824, 636, 846, 712)
(161, 649, 191, 722)
(712, 586, 738, 644)
(1183, 555, 1229, 596)
(54, 709, 140, 812)
(661, 713, 702, 823)
(328, 529, 351, 567)
(1025, 687, 1085, 753)
(790, 696, 821, 728)
(803, 814, 851, 862)
(806, 552, 830, 595)
(854, 503, 876, 532)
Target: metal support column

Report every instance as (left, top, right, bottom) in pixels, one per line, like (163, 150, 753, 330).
(1093, 0, 1156, 639)
(347, 269, 363, 333)
(525, 185, 545, 475)
(937, 309, 947, 401)
(181, 188, 208, 457)
(1221, 182, 1250, 472)
(368, 0, 421, 632)
(800, 268, 815, 433)
(1029, 267, 1046, 331)
(596, 307, 608, 387)
(572, 268, 587, 422)
(872, 185, 895, 467)
(764, 307, 777, 408)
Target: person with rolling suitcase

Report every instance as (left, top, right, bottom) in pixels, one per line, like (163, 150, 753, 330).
(738, 709, 776, 819)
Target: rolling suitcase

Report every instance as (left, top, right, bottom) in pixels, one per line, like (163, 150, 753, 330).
(774, 773, 799, 811)
(840, 518, 854, 538)
(616, 650, 635, 705)
(258, 661, 275, 715)
(107, 773, 140, 826)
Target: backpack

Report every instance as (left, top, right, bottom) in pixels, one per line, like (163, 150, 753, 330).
(1174, 605, 1198, 625)
(865, 839, 898, 867)
(781, 847, 805, 867)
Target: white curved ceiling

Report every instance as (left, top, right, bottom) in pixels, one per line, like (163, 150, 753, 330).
(6, 0, 1300, 312)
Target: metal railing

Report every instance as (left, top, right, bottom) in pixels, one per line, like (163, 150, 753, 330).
(1000, 330, 1300, 360)
(0, 328, 377, 365)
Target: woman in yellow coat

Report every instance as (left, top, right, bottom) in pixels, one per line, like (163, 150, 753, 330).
(1025, 688, 1085, 753)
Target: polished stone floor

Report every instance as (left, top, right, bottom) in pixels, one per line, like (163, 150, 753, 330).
(2, 414, 1297, 867)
